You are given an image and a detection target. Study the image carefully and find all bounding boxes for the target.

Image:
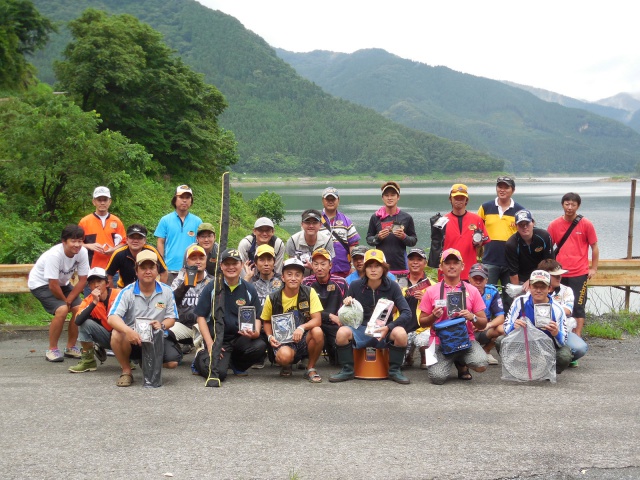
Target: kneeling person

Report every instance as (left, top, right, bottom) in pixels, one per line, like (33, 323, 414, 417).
(262, 259, 325, 382)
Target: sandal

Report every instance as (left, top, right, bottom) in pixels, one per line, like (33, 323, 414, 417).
(304, 368, 322, 383)
(279, 365, 293, 377)
(457, 368, 472, 381)
(116, 372, 133, 387)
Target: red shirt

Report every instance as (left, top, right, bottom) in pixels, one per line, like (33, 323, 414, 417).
(440, 211, 489, 281)
(547, 216, 597, 277)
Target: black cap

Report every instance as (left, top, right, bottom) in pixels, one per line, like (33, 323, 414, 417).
(126, 224, 147, 237)
(301, 209, 322, 222)
(408, 248, 427, 259)
(496, 176, 516, 189)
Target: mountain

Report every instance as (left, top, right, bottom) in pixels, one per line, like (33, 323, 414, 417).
(595, 93, 640, 116)
(28, 0, 501, 176)
(277, 48, 640, 173)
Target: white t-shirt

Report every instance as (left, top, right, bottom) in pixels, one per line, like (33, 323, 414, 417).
(28, 244, 90, 290)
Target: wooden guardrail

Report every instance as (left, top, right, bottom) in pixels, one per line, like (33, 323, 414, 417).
(2, 260, 639, 294)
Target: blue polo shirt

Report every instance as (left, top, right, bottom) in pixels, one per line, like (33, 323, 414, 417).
(154, 211, 202, 271)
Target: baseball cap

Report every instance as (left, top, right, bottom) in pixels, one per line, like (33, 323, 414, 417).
(364, 249, 386, 265)
(449, 183, 469, 198)
(255, 244, 275, 259)
(220, 248, 241, 263)
(381, 181, 400, 195)
(93, 186, 111, 199)
(496, 176, 516, 189)
(515, 209, 534, 224)
(176, 184, 193, 196)
(530, 270, 551, 286)
(87, 267, 107, 281)
(136, 250, 158, 266)
(126, 224, 147, 237)
(186, 245, 206, 258)
(408, 248, 427, 259)
(351, 245, 369, 258)
(311, 248, 332, 261)
(547, 265, 568, 276)
(197, 223, 215, 235)
(440, 248, 463, 263)
(282, 258, 305, 273)
(254, 217, 274, 229)
(469, 263, 489, 279)
(322, 187, 339, 199)
(301, 209, 322, 222)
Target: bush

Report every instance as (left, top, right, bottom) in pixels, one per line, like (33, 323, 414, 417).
(248, 190, 286, 225)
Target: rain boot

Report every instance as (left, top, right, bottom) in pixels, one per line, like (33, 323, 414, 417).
(68, 348, 98, 373)
(329, 343, 355, 383)
(388, 344, 410, 384)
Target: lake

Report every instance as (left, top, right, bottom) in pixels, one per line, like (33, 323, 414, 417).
(235, 177, 639, 312)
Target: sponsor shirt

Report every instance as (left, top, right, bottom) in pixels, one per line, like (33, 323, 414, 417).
(28, 244, 90, 290)
(78, 212, 126, 268)
(109, 280, 178, 328)
(153, 211, 202, 271)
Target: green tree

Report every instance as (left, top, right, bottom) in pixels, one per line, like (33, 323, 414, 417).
(0, 0, 55, 91)
(249, 191, 286, 225)
(53, 9, 237, 175)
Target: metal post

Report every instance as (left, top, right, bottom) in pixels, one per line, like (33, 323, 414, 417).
(625, 179, 636, 309)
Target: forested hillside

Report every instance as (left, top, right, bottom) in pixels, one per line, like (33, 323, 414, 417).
(278, 48, 640, 173)
(29, 0, 501, 175)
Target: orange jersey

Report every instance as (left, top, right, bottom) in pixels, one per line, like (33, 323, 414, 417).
(79, 213, 126, 269)
(76, 288, 121, 331)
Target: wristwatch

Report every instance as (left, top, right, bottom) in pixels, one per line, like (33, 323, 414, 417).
(296, 325, 305, 332)
(471, 315, 478, 324)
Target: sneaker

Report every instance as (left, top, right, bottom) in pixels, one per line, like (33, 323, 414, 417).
(231, 366, 248, 377)
(420, 363, 428, 370)
(486, 353, 499, 365)
(569, 360, 579, 368)
(46, 348, 64, 362)
(251, 358, 266, 369)
(106, 349, 115, 357)
(64, 346, 82, 359)
(94, 344, 108, 364)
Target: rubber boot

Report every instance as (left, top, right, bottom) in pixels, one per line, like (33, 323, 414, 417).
(388, 344, 410, 384)
(329, 343, 355, 383)
(68, 348, 98, 373)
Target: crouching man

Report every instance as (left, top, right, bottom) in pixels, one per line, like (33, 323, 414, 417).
(107, 250, 182, 387)
(262, 258, 325, 382)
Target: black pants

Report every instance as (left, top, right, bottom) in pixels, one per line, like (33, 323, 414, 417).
(321, 322, 339, 365)
(195, 335, 267, 381)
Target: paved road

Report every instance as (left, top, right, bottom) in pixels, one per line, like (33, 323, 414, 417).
(0, 329, 638, 480)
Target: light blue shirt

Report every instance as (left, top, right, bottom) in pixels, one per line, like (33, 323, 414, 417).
(154, 211, 202, 271)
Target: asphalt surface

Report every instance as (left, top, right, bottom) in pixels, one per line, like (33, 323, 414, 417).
(0, 328, 639, 480)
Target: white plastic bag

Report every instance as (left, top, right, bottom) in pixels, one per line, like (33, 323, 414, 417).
(337, 299, 364, 328)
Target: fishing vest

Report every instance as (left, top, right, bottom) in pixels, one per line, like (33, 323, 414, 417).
(268, 284, 313, 323)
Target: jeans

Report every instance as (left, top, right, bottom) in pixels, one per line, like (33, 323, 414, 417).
(484, 263, 513, 312)
(566, 332, 588, 361)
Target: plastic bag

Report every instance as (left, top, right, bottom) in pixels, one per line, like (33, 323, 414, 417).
(337, 299, 364, 328)
(500, 320, 556, 383)
(505, 283, 524, 298)
(141, 327, 164, 388)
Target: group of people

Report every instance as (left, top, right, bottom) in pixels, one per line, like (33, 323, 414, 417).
(28, 176, 598, 387)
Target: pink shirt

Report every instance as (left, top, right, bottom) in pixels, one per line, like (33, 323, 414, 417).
(419, 280, 485, 345)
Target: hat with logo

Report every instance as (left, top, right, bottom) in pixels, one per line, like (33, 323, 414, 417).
(311, 248, 332, 261)
(126, 224, 147, 237)
(282, 258, 305, 273)
(220, 248, 242, 263)
(175, 184, 193, 196)
(186, 245, 206, 258)
(322, 187, 339, 199)
(255, 244, 275, 260)
(301, 209, 322, 222)
(197, 223, 215, 235)
(496, 176, 516, 189)
(254, 217, 274, 229)
(469, 263, 489, 279)
(364, 249, 386, 265)
(351, 245, 369, 259)
(136, 249, 158, 266)
(440, 248, 463, 264)
(515, 209, 534, 224)
(547, 265, 568, 275)
(381, 181, 400, 195)
(449, 183, 469, 198)
(530, 269, 551, 286)
(87, 267, 107, 281)
(93, 186, 111, 199)
(408, 248, 427, 259)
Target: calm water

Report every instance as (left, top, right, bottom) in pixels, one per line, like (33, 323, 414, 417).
(236, 177, 639, 312)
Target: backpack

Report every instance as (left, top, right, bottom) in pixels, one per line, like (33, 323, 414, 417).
(427, 213, 448, 268)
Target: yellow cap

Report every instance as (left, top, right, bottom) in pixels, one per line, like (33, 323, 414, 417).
(186, 245, 206, 258)
(450, 184, 469, 198)
(364, 249, 386, 265)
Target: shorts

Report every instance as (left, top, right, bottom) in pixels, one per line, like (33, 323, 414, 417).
(348, 325, 387, 349)
(561, 275, 588, 318)
(275, 333, 309, 364)
(31, 284, 81, 316)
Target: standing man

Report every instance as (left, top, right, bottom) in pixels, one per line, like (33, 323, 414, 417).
(478, 176, 525, 310)
(183, 223, 219, 276)
(193, 249, 266, 385)
(106, 224, 168, 287)
(433, 184, 489, 281)
(302, 248, 348, 365)
(78, 186, 126, 270)
(505, 209, 554, 291)
(418, 249, 488, 385)
(547, 192, 599, 338)
(154, 184, 202, 284)
(107, 250, 182, 387)
(285, 209, 335, 277)
(244, 244, 283, 308)
(261, 258, 325, 382)
(320, 187, 360, 278)
(238, 217, 285, 275)
(366, 181, 417, 285)
(28, 225, 89, 362)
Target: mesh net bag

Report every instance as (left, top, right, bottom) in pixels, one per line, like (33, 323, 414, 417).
(338, 299, 364, 328)
(500, 319, 556, 382)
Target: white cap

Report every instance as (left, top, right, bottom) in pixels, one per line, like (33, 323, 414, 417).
(254, 217, 274, 229)
(93, 186, 111, 199)
(175, 184, 193, 196)
(87, 267, 107, 280)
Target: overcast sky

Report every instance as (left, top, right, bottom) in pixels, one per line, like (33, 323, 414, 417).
(197, 0, 639, 102)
